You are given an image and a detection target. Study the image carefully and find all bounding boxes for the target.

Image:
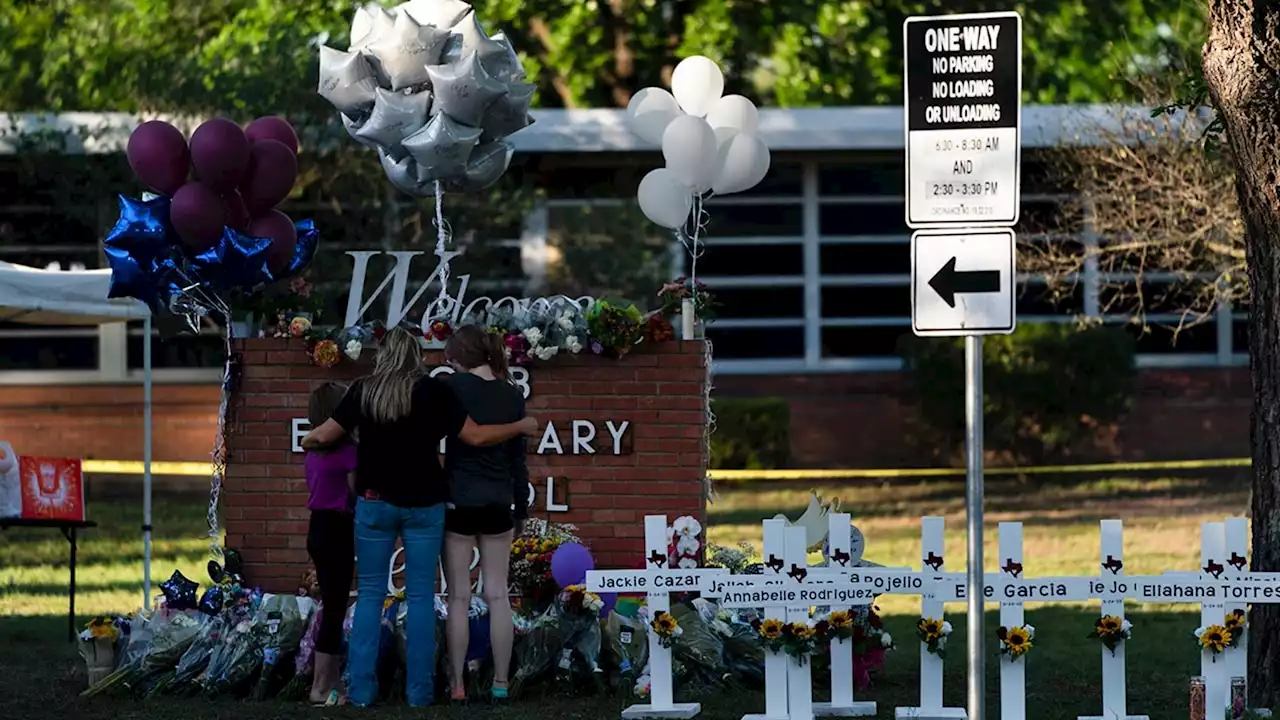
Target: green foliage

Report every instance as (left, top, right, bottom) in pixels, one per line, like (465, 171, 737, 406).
(898, 324, 1137, 464)
(0, 0, 1207, 112)
(710, 397, 790, 470)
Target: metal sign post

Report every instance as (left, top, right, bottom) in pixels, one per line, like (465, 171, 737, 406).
(905, 11, 1023, 720)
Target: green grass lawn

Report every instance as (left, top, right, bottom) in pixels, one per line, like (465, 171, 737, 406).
(0, 473, 1260, 719)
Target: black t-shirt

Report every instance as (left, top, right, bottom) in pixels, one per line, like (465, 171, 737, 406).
(443, 373, 529, 517)
(331, 375, 467, 507)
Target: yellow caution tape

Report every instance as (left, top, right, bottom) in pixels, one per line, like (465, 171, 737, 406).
(81, 457, 1252, 481)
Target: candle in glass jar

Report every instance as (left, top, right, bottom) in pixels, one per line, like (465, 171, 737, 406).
(681, 298, 695, 339)
(1190, 676, 1206, 720)
(1230, 677, 1246, 720)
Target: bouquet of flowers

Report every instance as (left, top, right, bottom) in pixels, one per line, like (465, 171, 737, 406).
(511, 522, 581, 611)
(83, 609, 206, 697)
(78, 616, 126, 685)
(706, 543, 755, 573)
(602, 609, 648, 689)
(658, 277, 720, 322)
(252, 595, 314, 700)
(714, 608, 766, 685)
(278, 603, 324, 700)
(556, 585, 604, 683)
(916, 616, 953, 658)
(850, 606, 894, 689)
(996, 624, 1035, 661)
(201, 616, 262, 698)
(668, 603, 728, 690)
(585, 299, 645, 358)
(754, 618, 819, 666)
(148, 615, 230, 696)
(1088, 615, 1132, 656)
(667, 516, 702, 569)
(1196, 610, 1244, 659)
(511, 606, 563, 696)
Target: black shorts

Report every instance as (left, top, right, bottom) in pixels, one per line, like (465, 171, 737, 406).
(446, 504, 516, 536)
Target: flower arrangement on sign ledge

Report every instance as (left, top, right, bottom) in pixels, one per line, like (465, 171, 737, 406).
(1088, 615, 1132, 656)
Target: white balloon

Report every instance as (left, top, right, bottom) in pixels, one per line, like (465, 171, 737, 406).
(661, 115, 718, 193)
(713, 133, 770, 195)
(705, 94, 759, 135)
(670, 55, 724, 117)
(637, 168, 694, 229)
(626, 87, 681, 145)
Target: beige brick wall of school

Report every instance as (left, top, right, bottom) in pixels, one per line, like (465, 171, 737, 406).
(0, 364, 1251, 491)
(217, 338, 709, 592)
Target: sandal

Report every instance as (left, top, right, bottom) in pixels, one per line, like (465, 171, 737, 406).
(322, 690, 345, 707)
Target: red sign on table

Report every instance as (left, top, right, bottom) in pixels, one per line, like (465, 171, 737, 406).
(19, 457, 84, 522)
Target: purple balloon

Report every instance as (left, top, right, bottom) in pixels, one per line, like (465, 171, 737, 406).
(550, 542, 595, 588)
(190, 118, 251, 193)
(240, 139, 298, 216)
(222, 190, 250, 231)
(127, 121, 189, 195)
(170, 181, 225, 252)
(249, 210, 298, 275)
(599, 592, 617, 618)
(245, 116, 299, 155)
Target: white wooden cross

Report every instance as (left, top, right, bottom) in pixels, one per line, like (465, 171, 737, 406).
(895, 516, 966, 720)
(1078, 519, 1148, 720)
(1224, 517, 1250, 701)
(814, 512, 876, 719)
(997, 522, 1026, 720)
(584, 515, 726, 720)
(784, 525, 816, 720)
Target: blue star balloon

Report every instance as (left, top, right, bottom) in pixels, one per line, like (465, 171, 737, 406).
(103, 244, 160, 309)
(104, 195, 175, 268)
(191, 228, 273, 291)
(160, 570, 199, 611)
(265, 219, 321, 284)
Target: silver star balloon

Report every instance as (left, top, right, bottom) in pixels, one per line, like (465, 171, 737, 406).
(439, 10, 511, 70)
(350, 3, 396, 51)
(366, 11, 451, 91)
(426, 50, 508, 127)
(403, 111, 482, 182)
(354, 87, 434, 150)
(342, 111, 381, 149)
(398, 0, 472, 30)
(453, 140, 514, 191)
(318, 46, 379, 117)
(379, 147, 427, 196)
(484, 31, 528, 84)
(480, 81, 535, 141)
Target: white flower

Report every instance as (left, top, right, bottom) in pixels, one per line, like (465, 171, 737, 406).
(344, 339, 362, 361)
(565, 335, 583, 353)
(558, 313, 575, 331)
(941, 621, 953, 635)
(534, 345, 559, 361)
(522, 327, 543, 345)
(78, 629, 94, 642)
(1121, 619, 1133, 632)
(672, 516, 702, 538)
(1023, 625, 1035, 639)
(678, 556, 699, 569)
(1194, 626, 1206, 639)
(881, 632, 894, 648)
(676, 534, 700, 556)
(665, 527, 675, 546)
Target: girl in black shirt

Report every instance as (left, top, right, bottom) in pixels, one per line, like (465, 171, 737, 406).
(440, 325, 529, 702)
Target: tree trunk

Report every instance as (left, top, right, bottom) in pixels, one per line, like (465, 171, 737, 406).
(1203, 0, 1280, 708)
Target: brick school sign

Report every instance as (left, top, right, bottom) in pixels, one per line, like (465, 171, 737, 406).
(223, 337, 708, 593)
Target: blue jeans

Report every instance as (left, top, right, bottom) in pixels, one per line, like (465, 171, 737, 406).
(349, 499, 445, 707)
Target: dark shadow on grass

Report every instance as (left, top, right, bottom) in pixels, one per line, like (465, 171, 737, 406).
(1, 579, 151, 596)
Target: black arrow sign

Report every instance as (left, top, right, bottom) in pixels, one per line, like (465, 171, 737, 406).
(928, 257, 1001, 308)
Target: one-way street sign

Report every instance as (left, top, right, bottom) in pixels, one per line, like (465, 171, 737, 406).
(911, 229, 1016, 337)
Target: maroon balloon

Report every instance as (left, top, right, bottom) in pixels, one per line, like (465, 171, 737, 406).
(127, 121, 189, 195)
(244, 116, 299, 155)
(240, 139, 298, 216)
(249, 210, 298, 275)
(221, 190, 250, 231)
(189, 118, 251, 193)
(170, 181, 225, 252)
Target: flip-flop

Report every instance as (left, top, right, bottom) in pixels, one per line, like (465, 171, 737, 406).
(322, 690, 343, 707)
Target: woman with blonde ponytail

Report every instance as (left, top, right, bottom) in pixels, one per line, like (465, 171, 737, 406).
(301, 326, 537, 708)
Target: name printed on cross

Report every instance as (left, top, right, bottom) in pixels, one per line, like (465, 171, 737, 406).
(718, 585, 879, 610)
(585, 569, 725, 593)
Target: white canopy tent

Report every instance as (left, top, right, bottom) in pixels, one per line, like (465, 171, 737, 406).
(0, 260, 157, 609)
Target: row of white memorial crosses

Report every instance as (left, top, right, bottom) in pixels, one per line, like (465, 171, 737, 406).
(586, 514, 1273, 720)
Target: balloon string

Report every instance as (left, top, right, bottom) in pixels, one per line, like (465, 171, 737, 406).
(208, 322, 232, 558)
(432, 180, 451, 304)
(678, 193, 712, 305)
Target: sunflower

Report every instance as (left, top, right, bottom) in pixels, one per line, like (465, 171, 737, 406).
(1199, 624, 1232, 653)
(1224, 610, 1245, 632)
(829, 611, 853, 629)
(997, 625, 1033, 659)
(918, 617, 944, 639)
(759, 618, 784, 640)
(312, 339, 340, 368)
(1095, 616, 1123, 635)
(651, 611, 682, 648)
(791, 624, 816, 641)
